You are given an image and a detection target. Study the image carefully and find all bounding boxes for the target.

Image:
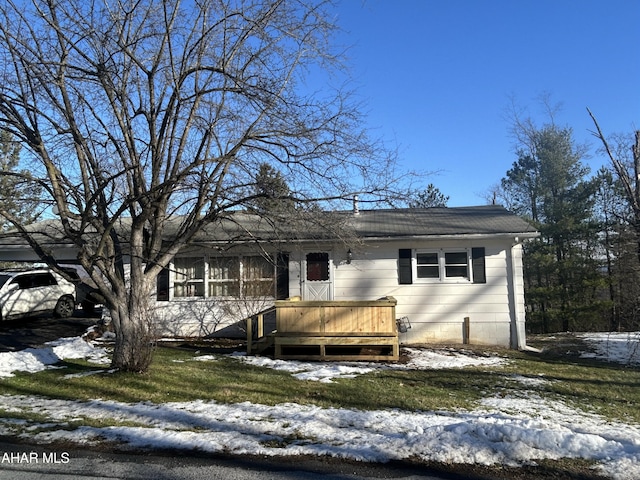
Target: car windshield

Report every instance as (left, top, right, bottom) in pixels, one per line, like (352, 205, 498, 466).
(0, 274, 11, 288)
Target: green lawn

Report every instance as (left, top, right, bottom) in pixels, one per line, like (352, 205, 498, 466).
(1, 338, 638, 425)
(0, 337, 638, 480)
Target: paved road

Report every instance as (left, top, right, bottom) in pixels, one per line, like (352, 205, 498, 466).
(0, 312, 99, 352)
(0, 441, 459, 480)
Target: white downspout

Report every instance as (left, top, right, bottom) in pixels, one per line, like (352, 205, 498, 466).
(509, 238, 527, 349)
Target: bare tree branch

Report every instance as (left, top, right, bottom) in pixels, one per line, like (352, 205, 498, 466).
(0, 0, 407, 371)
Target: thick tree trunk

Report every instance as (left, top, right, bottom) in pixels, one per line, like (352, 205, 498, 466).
(110, 287, 156, 372)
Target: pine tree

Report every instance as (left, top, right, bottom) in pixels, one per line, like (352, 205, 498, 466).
(408, 184, 449, 208)
(0, 130, 41, 231)
(502, 124, 603, 332)
(250, 163, 295, 215)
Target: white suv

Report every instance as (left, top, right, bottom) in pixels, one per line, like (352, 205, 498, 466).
(0, 269, 76, 321)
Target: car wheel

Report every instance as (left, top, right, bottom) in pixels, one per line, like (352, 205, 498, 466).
(54, 296, 75, 318)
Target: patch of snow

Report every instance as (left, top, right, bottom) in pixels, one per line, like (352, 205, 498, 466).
(47, 336, 111, 365)
(578, 332, 640, 366)
(228, 347, 507, 383)
(0, 337, 110, 378)
(63, 369, 118, 379)
(191, 355, 218, 362)
(0, 393, 638, 480)
(506, 374, 550, 387)
(400, 347, 507, 370)
(0, 349, 57, 378)
(481, 394, 640, 479)
(230, 353, 376, 382)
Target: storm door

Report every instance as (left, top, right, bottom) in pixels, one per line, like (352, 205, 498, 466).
(302, 251, 333, 301)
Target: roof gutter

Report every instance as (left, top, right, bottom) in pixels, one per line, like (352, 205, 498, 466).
(345, 232, 540, 243)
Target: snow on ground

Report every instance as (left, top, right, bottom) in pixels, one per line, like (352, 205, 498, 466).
(0, 336, 110, 378)
(578, 332, 640, 366)
(0, 390, 639, 479)
(402, 346, 508, 369)
(227, 347, 508, 383)
(0, 333, 639, 479)
(230, 353, 377, 382)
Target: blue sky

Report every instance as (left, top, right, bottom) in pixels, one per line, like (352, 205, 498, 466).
(334, 0, 639, 206)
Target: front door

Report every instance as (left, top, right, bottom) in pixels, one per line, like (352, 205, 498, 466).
(302, 251, 333, 300)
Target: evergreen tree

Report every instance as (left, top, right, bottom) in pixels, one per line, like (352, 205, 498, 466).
(0, 130, 41, 231)
(249, 163, 295, 215)
(502, 124, 603, 332)
(591, 134, 640, 332)
(408, 184, 449, 208)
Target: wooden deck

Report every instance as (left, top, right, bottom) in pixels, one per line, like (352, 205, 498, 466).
(246, 297, 399, 361)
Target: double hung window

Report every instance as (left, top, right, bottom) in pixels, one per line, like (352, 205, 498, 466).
(209, 257, 240, 297)
(415, 249, 470, 281)
(444, 251, 469, 278)
(416, 252, 439, 279)
(400, 247, 486, 284)
(241, 256, 275, 296)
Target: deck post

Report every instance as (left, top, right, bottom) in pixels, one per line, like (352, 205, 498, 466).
(246, 314, 253, 354)
(257, 312, 264, 338)
(463, 316, 470, 344)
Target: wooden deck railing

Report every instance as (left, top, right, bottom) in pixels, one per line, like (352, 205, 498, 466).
(246, 296, 399, 361)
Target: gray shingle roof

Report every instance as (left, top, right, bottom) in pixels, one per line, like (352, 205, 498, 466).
(0, 205, 537, 249)
(349, 205, 538, 238)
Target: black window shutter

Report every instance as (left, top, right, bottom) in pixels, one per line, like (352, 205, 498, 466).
(156, 268, 169, 301)
(472, 247, 486, 283)
(276, 253, 290, 300)
(398, 249, 413, 284)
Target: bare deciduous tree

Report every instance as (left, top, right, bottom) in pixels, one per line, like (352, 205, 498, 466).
(588, 108, 640, 253)
(588, 110, 640, 331)
(0, 0, 401, 372)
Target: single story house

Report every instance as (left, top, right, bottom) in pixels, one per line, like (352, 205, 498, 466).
(0, 205, 538, 349)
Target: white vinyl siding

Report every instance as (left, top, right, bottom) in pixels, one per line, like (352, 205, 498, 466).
(153, 238, 525, 348)
(330, 240, 520, 347)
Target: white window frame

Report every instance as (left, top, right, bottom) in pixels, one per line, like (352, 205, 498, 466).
(415, 250, 440, 280)
(414, 248, 472, 283)
(239, 255, 275, 297)
(172, 254, 275, 299)
(207, 256, 240, 297)
(173, 257, 206, 297)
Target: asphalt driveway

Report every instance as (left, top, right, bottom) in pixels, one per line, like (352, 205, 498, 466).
(0, 312, 99, 353)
